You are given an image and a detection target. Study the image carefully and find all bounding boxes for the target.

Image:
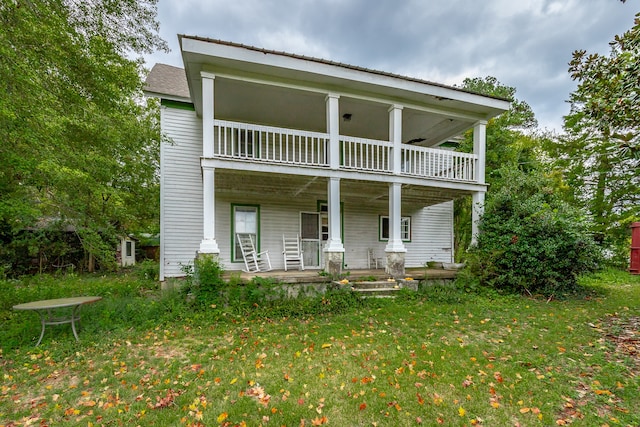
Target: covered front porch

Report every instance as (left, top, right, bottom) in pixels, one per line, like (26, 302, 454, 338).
(208, 167, 471, 276)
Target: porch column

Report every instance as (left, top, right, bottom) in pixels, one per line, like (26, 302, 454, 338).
(324, 177, 345, 276)
(326, 93, 340, 169)
(385, 104, 406, 277)
(385, 183, 407, 278)
(470, 121, 487, 247)
(389, 104, 403, 174)
(199, 72, 219, 254)
(471, 191, 485, 247)
(473, 121, 487, 185)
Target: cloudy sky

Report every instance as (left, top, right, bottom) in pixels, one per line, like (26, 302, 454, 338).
(143, 0, 636, 132)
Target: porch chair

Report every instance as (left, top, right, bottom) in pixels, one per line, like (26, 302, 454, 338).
(282, 234, 304, 271)
(236, 233, 272, 273)
(367, 248, 384, 269)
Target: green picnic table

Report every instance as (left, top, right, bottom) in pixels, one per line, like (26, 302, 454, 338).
(13, 296, 102, 346)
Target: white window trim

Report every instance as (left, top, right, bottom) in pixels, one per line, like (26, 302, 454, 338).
(379, 215, 411, 242)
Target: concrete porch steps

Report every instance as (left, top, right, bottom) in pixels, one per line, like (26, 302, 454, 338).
(348, 279, 416, 297)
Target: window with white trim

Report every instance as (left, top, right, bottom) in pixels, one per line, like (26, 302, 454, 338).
(379, 216, 411, 241)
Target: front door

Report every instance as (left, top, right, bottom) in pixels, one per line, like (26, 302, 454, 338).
(300, 212, 321, 268)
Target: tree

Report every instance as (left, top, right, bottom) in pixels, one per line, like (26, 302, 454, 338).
(545, 12, 640, 263)
(0, 0, 167, 273)
(453, 77, 541, 260)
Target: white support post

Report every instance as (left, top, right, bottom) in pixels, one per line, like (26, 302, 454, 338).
(324, 177, 344, 252)
(326, 94, 340, 169)
(473, 121, 487, 184)
(385, 182, 407, 253)
(471, 191, 485, 247)
(324, 177, 344, 276)
(389, 105, 403, 174)
(199, 72, 219, 253)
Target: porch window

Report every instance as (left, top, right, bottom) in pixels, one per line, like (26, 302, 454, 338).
(232, 205, 259, 262)
(379, 216, 411, 242)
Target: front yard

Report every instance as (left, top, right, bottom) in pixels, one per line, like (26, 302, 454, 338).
(1, 269, 640, 426)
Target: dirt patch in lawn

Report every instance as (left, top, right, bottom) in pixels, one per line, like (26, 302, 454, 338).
(603, 315, 640, 374)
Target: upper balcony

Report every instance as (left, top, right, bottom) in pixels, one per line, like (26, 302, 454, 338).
(211, 119, 478, 184)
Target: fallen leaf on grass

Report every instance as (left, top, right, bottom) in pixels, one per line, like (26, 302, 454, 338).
(311, 415, 328, 425)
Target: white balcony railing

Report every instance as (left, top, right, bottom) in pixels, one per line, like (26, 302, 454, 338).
(402, 145, 476, 182)
(214, 120, 328, 167)
(341, 135, 391, 172)
(212, 120, 478, 183)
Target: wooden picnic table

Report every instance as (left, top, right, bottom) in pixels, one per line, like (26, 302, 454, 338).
(13, 296, 102, 346)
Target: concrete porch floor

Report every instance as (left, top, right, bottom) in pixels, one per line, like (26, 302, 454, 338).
(223, 267, 458, 284)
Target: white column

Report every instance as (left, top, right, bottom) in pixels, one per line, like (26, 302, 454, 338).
(326, 94, 340, 169)
(389, 105, 403, 174)
(199, 72, 219, 253)
(385, 182, 406, 253)
(473, 121, 487, 184)
(471, 191, 485, 247)
(324, 177, 345, 252)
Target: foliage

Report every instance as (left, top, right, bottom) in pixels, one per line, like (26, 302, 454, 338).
(466, 169, 602, 296)
(180, 257, 363, 317)
(135, 259, 159, 281)
(3, 270, 640, 425)
(454, 77, 542, 259)
(544, 13, 640, 262)
(185, 256, 227, 308)
(0, 0, 167, 273)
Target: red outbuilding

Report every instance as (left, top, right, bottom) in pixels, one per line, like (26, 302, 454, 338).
(631, 222, 640, 275)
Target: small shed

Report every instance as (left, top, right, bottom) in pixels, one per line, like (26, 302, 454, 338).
(118, 236, 136, 267)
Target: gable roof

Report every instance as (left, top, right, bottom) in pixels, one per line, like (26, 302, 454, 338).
(179, 36, 509, 104)
(144, 63, 190, 101)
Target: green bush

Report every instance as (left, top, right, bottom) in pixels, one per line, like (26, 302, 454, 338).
(466, 170, 602, 296)
(135, 259, 159, 281)
(184, 255, 226, 307)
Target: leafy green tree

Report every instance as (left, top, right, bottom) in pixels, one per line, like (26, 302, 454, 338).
(545, 12, 640, 264)
(453, 77, 542, 260)
(465, 169, 601, 296)
(0, 0, 166, 272)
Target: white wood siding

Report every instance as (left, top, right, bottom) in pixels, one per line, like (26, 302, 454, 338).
(341, 201, 454, 269)
(160, 106, 203, 279)
(211, 197, 454, 272)
(404, 202, 455, 266)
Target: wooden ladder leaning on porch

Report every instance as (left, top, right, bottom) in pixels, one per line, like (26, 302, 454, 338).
(236, 233, 272, 273)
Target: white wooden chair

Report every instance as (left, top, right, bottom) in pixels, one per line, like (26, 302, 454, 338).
(367, 248, 383, 269)
(282, 234, 304, 271)
(237, 233, 272, 273)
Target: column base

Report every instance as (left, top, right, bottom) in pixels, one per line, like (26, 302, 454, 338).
(324, 251, 344, 278)
(385, 251, 406, 279)
(199, 239, 220, 254)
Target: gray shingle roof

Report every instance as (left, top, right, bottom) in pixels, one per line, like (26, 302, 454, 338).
(144, 63, 190, 100)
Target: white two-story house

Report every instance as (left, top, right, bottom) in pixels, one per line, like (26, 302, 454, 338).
(145, 36, 509, 281)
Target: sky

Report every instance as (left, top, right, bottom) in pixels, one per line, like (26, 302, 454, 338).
(142, 0, 637, 133)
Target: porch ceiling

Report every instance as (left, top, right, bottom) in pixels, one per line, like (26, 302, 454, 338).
(179, 36, 509, 147)
(215, 169, 471, 208)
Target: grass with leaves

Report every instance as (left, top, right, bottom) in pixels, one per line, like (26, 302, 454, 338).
(1, 268, 640, 426)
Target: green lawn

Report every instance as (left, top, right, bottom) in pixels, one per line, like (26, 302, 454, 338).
(1, 269, 640, 426)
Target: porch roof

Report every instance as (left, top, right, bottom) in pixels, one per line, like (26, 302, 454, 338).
(170, 36, 509, 147)
(213, 169, 478, 208)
